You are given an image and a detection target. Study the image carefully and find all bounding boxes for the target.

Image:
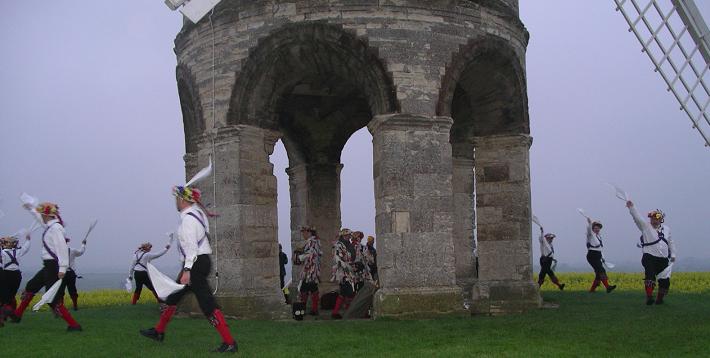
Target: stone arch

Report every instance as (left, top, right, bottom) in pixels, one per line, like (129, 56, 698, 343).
(439, 35, 532, 299)
(229, 22, 398, 132)
(226, 22, 399, 293)
(438, 35, 529, 140)
(177, 65, 205, 154)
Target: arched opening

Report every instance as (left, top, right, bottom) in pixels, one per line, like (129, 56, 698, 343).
(228, 23, 397, 301)
(340, 127, 376, 239)
(440, 37, 529, 296)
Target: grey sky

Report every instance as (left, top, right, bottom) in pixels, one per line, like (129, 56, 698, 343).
(1, 1, 708, 274)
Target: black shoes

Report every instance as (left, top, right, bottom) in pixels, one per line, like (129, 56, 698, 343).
(558, 284, 566, 291)
(309, 310, 319, 316)
(646, 297, 655, 306)
(655, 298, 664, 305)
(7, 313, 21, 323)
(140, 328, 165, 342)
(67, 325, 83, 332)
(213, 342, 238, 353)
(606, 285, 617, 293)
(331, 313, 343, 320)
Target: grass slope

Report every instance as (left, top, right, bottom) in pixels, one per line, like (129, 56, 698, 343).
(3, 273, 709, 357)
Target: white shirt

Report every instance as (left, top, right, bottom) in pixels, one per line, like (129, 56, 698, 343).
(586, 224, 603, 252)
(1, 240, 31, 271)
(68, 244, 86, 271)
(629, 206, 676, 259)
(41, 219, 70, 274)
(129, 246, 169, 276)
(539, 233, 554, 258)
(177, 205, 212, 269)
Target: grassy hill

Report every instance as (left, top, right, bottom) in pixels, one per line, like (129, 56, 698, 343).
(3, 272, 709, 357)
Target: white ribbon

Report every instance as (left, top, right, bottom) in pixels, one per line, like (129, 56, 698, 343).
(147, 263, 185, 300)
(185, 155, 213, 187)
(531, 214, 543, 228)
(32, 280, 63, 311)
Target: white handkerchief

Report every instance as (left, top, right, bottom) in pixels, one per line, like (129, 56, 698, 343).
(147, 263, 185, 300)
(32, 280, 63, 311)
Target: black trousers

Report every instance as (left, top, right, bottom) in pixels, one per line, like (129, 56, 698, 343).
(65, 269, 78, 297)
(0, 270, 22, 305)
(25, 260, 66, 305)
(586, 250, 607, 279)
(133, 270, 157, 294)
(166, 255, 218, 316)
(642, 253, 671, 289)
(538, 256, 557, 282)
(299, 281, 319, 294)
(339, 280, 355, 298)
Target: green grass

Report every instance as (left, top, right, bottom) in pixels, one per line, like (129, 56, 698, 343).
(3, 273, 710, 357)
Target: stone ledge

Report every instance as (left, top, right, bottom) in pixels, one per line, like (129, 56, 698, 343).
(178, 293, 291, 320)
(372, 286, 466, 319)
(470, 279, 541, 316)
(368, 113, 453, 134)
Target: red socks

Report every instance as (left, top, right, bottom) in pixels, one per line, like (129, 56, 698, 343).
(332, 295, 344, 315)
(13, 292, 34, 318)
(54, 303, 80, 328)
(601, 278, 610, 289)
(310, 292, 319, 312)
(155, 305, 177, 333)
(644, 280, 655, 298)
(210, 309, 235, 345)
(132, 292, 140, 305)
(589, 280, 600, 292)
(70, 294, 79, 310)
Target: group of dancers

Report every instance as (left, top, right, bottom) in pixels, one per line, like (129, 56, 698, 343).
(292, 227, 378, 319)
(0, 183, 238, 353)
(537, 200, 677, 305)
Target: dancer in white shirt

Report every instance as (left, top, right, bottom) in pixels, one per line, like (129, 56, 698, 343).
(0, 234, 31, 325)
(626, 201, 676, 305)
(537, 228, 565, 290)
(140, 186, 236, 353)
(584, 218, 617, 293)
(128, 241, 170, 305)
(10, 202, 82, 331)
(64, 238, 86, 311)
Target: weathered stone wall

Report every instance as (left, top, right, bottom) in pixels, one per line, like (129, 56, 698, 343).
(175, 0, 537, 319)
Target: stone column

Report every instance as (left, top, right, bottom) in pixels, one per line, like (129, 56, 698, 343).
(451, 142, 476, 295)
(185, 124, 289, 319)
(470, 134, 541, 315)
(286, 162, 342, 291)
(368, 113, 464, 319)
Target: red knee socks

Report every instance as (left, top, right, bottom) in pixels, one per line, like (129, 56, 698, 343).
(156, 305, 177, 333)
(310, 292, 319, 312)
(589, 280, 600, 292)
(644, 280, 655, 298)
(132, 292, 140, 305)
(54, 303, 80, 328)
(332, 295, 344, 315)
(601, 278, 610, 289)
(209, 309, 235, 345)
(13, 292, 34, 318)
(70, 294, 79, 310)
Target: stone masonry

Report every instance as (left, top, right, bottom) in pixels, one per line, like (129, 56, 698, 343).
(175, 0, 540, 319)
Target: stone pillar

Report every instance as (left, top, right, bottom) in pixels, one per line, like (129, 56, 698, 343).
(368, 113, 465, 319)
(470, 134, 540, 315)
(451, 143, 476, 295)
(286, 162, 342, 291)
(185, 124, 289, 319)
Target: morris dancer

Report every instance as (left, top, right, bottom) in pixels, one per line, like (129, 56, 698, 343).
(64, 238, 86, 311)
(10, 202, 82, 331)
(585, 218, 616, 293)
(350, 231, 371, 293)
(364, 236, 378, 284)
(296, 226, 321, 316)
(626, 201, 676, 305)
(140, 186, 236, 353)
(129, 241, 170, 305)
(0, 234, 31, 324)
(331, 228, 356, 320)
(537, 228, 565, 290)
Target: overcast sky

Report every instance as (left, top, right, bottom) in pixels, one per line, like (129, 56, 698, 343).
(1, 1, 708, 274)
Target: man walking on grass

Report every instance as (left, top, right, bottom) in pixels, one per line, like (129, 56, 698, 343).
(10, 202, 82, 331)
(139, 186, 236, 353)
(626, 200, 676, 305)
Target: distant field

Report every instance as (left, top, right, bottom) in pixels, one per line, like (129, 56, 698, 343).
(4, 272, 710, 357)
